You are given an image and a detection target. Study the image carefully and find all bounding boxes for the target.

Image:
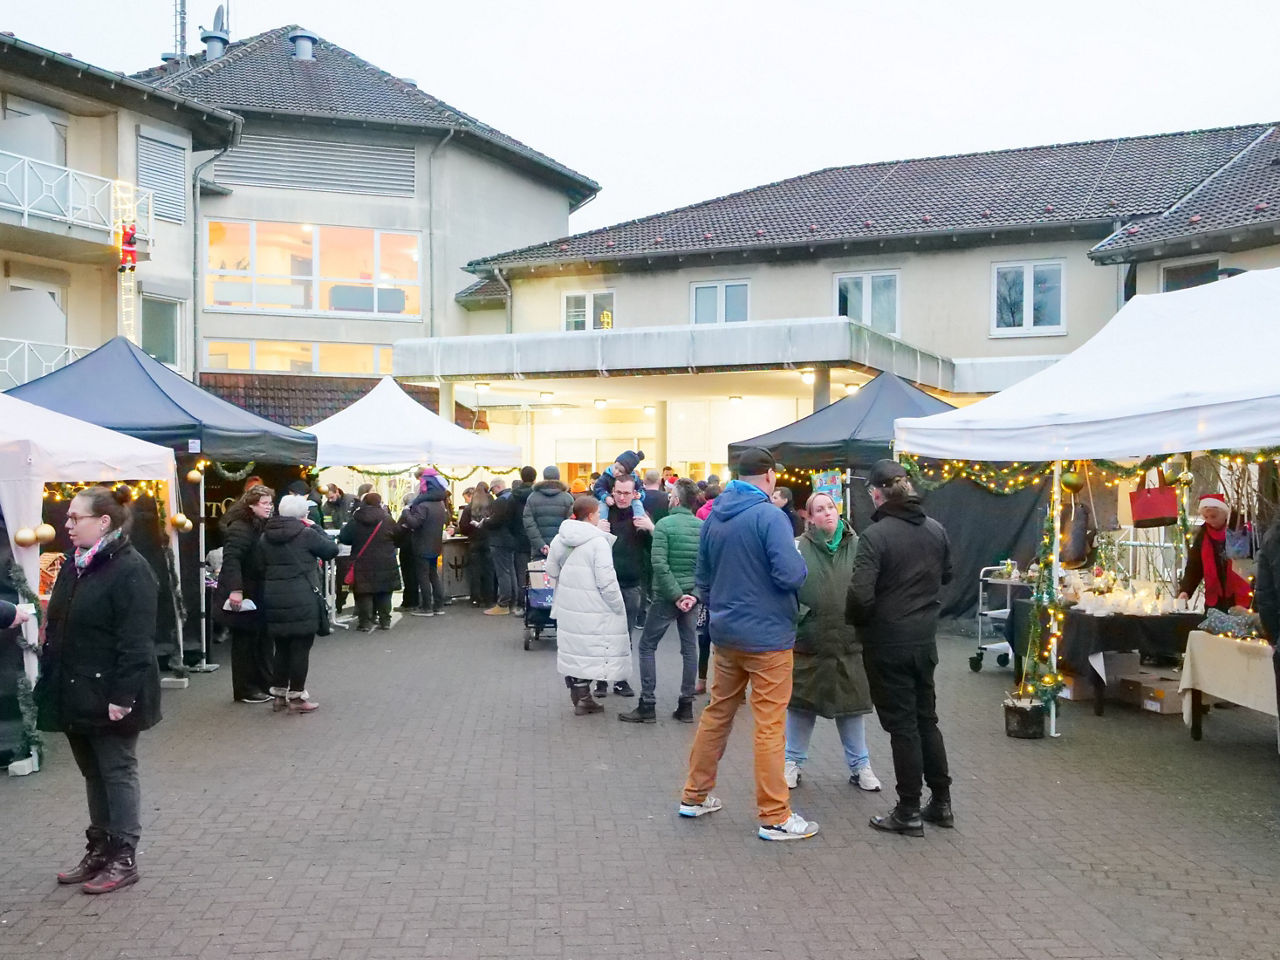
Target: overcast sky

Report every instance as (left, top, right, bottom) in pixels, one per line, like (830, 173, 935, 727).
(7, 1, 1278, 234)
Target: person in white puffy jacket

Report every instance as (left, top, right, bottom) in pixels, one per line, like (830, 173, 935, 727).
(546, 495, 633, 715)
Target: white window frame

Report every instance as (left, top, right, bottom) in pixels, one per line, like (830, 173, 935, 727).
(561, 289, 616, 332)
(989, 258, 1067, 338)
(7, 276, 66, 310)
(203, 218, 423, 321)
(832, 269, 901, 337)
(689, 279, 750, 324)
(1160, 256, 1220, 293)
(139, 294, 183, 370)
(202, 338, 391, 376)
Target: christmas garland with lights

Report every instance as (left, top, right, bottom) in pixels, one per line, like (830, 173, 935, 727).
(6, 558, 43, 760)
(1012, 506, 1066, 705)
(208, 461, 257, 482)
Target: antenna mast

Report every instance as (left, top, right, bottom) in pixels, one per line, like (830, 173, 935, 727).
(173, 0, 188, 57)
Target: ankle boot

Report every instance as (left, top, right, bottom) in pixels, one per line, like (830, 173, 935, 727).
(672, 698, 695, 723)
(618, 701, 656, 723)
(81, 839, 139, 894)
(921, 795, 955, 828)
(573, 683, 603, 715)
(57, 827, 109, 884)
(869, 804, 924, 837)
(288, 691, 319, 713)
(270, 686, 288, 712)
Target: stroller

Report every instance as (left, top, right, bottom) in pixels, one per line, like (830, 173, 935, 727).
(522, 559, 557, 650)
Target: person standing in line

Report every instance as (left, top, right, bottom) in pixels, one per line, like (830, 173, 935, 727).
(403, 473, 450, 617)
(395, 493, 420, 612)
(639, 468, 670, 620)
(485, 478, 519, 616)
(258, 494, 340, 713)
(338, 492, 401, 632)
(784, 492, 881, 792)
(601, 475, 653, 697)
(461, 482, 495, 608)
(677, 447, 818, 841)
(511, 467, 538, 614)
(695, 484, 720, 521)
(37, 486, 160, 894)
(1251, 518, 1280, 687)
(847, 460, 954, 837)
(214, 483, 275, 703)
(523, 466, 575, 557)
(620, 478, 702, 724)
(546, 495, 632, 715)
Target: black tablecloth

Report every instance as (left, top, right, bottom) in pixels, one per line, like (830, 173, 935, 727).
(1006, 598, 1201, 672)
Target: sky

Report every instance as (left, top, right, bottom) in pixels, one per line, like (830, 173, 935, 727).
(6, 0, 1279, 234)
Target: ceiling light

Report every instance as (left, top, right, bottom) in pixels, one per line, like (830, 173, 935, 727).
(643, 405, 655, 416)
(474, 382, 490, 393)
(845, 383, 860, 395)
(800, 371, 815, 386)
(594, 399, 607, 410)
(539, 391, 554, 401)
(552, 406, 562, 417)
(729, 395, 742, 405)
(300, 224, 313, 233)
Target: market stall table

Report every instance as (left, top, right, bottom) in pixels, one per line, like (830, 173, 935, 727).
(1180, 630, 1279, 751)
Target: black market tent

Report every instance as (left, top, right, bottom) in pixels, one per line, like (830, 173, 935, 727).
(729, 372, 954, 470)
(8, 337, 316, 462)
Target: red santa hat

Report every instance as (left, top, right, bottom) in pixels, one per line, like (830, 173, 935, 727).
(1197, 493, 1229, 513)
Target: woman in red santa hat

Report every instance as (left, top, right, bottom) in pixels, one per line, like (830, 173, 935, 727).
(1178, 493, 1252, 611)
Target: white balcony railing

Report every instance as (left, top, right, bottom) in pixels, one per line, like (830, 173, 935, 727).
(0, 150, 154, 245)
(0, 339, 93, 389)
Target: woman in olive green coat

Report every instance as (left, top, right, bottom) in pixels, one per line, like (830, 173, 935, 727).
(785, 492, 881, 792)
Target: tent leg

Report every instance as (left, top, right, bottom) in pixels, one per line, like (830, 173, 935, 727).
(1049, 459, 1062, 738)
(189, 472, 219, 673)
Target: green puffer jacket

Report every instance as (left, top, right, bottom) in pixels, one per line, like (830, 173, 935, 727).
(791, 519, 872, 718)
(650, 506, 702, 603)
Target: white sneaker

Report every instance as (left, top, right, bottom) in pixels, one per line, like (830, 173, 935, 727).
(758, 812, 820, 841)
(677, 795, 723, 818)
(784, 760, 801, 789)
(849, 765, 882, 792)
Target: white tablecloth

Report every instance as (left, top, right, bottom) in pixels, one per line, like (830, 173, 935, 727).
(1179, 632, 1278, 747)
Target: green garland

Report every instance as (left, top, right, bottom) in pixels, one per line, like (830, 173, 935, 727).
(7, 557, 42, 629)
(16, 673, 41, 758)
(209, 461, 257, 482)
(336, 465, 521, 482)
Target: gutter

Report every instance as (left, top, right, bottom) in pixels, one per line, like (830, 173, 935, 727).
(190, 144, 235, 383)
(1089, 219, 1280, 265)
(426, 129, 454, 339)
(494, 268, 513, 335)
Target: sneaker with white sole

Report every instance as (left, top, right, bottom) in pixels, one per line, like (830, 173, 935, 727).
(677, 795, 723, 818)
(758, 812, 820, 841)
(784, 760, 801, 789)
(849, 765, 882, 792)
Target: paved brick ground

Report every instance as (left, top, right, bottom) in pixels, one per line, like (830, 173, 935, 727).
(2, 606, 1278, 960)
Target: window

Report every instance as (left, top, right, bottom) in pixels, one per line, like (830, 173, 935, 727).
(2, 95, 68, 165)
(137, 136, 186, 224)
(834, 271, 899, 335)
(317, 343, 376, 374)
(204, 219, 421, 318)
(563, 291, 615, 331)
(690, 280, 749, 324)
(1162, 260, 1219, 292)
(991, 260, 1065, 336)
(203, 339, 393, 375)
(140, 297, 180, 366)
(206, 341, 251, 370)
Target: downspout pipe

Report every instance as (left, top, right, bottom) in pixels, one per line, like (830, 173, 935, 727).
(190, 145, 232, 384)
(426, 129, 455, 339)
(495, 267, 513, 334)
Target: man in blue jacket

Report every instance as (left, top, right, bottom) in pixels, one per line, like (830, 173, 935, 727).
(677, 446, 818, 841)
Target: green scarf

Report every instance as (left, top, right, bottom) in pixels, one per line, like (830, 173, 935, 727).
(813, 521, 844, 555)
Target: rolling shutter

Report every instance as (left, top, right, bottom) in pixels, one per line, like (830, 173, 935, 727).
(214, 135, 416, 197)
(137, 136, 187, 224)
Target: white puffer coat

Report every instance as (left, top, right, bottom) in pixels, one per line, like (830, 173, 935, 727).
(546, 519, 632, 682)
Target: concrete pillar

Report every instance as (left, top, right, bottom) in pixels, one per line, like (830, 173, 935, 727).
(437, 381, 455, 426)
(812, 367, 831, 410)
(654, 400, 668, 471)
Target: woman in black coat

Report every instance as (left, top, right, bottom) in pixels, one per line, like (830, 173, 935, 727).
(338, 492, 401, 632)
(213, 484, 275, 702)
(257, 494, 340, 713)
(36, 485, 160, 895)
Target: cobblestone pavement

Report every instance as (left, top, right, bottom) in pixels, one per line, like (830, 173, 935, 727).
(2, 605, 1278, 960)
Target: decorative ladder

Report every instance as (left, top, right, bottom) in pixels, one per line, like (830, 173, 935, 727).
(111, 180, 138, 344)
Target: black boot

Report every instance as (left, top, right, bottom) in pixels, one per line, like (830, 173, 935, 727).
(81, 839, 139, 894)
(921, 795, 954, 828)
(594, 680, 608, 698)
(619, 701, 656, 724)
(869, 804, 924, 837)
(613, 680, 635, 697)
(56, 827, 109, 884)
(672, 698, 695, 723)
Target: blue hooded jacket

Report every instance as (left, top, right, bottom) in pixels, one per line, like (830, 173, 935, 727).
(695, 480, 808, 652)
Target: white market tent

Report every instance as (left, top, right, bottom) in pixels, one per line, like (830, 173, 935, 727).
(306, 376, 521, 467)
(895, 268, 1280, 460)
(0, 392, 177, 685)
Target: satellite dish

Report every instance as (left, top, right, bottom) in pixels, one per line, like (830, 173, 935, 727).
(212, 5, 225, 32)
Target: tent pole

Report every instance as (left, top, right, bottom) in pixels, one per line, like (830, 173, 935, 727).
(189, 471, 218, 673)
(1049, 459, 1062, 738)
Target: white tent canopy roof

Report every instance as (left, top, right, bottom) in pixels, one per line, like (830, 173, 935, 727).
(895, 268, 1280, 461)
(306, 377, 521, 467)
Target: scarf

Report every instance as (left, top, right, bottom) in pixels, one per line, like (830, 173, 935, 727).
(74, 528, 122, 576)
(817, 521, 845, 555)
(1201, 525, 1251, 608)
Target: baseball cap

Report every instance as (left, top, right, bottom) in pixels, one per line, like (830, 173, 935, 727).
(734, 446, 781, 477)
(867, 459, 908, 487)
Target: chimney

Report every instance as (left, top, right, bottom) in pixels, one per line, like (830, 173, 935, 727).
(201, 4, 229, 61)
(288, 27, 319, 60)
(161, 52, 179, 64)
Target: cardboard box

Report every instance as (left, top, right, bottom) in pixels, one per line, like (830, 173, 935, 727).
(1059, 652, 1141, 704)
(1116, 669, 1183, 715)
(1058, 673, 1096, 702)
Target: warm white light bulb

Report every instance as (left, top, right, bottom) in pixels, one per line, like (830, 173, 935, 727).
(845, 383, 860, 395)
(552, 406, 562, 417)
(540, 391, 554, 401)
(643, 405, 655, 416)
(801, 371, 815, 385)
(475, 382, 490, 393)
(594, 399, 607, 410)
(729, 396, 742, 405)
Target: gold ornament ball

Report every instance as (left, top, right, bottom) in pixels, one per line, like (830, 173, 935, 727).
(179, 518, 194, 534)
(12, 527, 37, 548)
(316, 483, 330, 495)
(1060, 471, 1085, 493)
(35, 523, 57, 544)
(187, 468, 204, 483)
(170, 512, 188, 529)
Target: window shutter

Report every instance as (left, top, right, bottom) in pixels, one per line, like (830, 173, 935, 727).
(137, 136, 187, 224)
(214, 135, 416, 197)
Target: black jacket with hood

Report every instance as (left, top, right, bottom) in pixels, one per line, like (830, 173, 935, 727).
(403, 483, 451, 558)
(523, 480, 575, 554)
(256, 517, 340, 638)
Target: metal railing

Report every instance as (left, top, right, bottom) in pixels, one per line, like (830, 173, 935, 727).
(0, 149, 154, 243)
(0, 339, 92, 389)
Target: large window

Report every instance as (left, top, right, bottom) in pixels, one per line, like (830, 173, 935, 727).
(140, 296, 180, 366)
(690, 280, 749, 324)
(205, 220, 421, 318)
(563, 290, 615, 331)
(992, 260, 1065, 336)
(205, 339, 393, 375)
(835, 271, 898, 336)
(1162, 260, 1219, 292)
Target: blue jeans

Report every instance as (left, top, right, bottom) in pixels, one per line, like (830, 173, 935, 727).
(785, 708, 870, 773)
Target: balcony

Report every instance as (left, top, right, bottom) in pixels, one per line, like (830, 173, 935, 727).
(0, 150, 154, 263)
(0, 338, 93, 389)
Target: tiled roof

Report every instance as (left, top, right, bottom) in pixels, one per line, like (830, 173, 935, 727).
(132, 26, 597, 203)
(468, 123, 1273, 273)
(199, 374, 486, 431)
(454, 277, 508, 310)
(1090, 125, 1280, 261)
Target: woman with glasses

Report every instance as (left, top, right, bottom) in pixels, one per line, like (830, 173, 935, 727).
(37, 485, 161, 895)
(213, 483, 275, 702)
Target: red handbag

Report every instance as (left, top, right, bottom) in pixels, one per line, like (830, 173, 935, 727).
(1128, 468, 1178, 528)
(343, 522, 383, 585)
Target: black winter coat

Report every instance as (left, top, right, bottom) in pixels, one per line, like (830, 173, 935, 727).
(36, 537, 161, 736)
(487, 492, 517, 550)
(339, 504, 401, 594)
(404, 485, 450, 558)
(607, 505, 652, 589)
(213, 511, 265, 629)
(510, 484, 534, 552)
(257, 518, 340, 638)
(523, 480, 574, 553)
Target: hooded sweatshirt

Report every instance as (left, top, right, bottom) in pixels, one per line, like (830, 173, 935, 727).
(545, 518, 631, 682)
(695, 479, 808, 652)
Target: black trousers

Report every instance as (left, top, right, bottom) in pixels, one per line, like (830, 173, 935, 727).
(417, 556, 444, 612)
(398, 547, 420, 608)
(66, 732, 141, 847)
(514, 549, 531, 608)
(354, 592, 392, 627)
(229, 625, 273, 699)
(697, 617, 711, 680)
(468, 543, 494, 604)
(273, 633, 315, 692)
(863, 642, 952, 809)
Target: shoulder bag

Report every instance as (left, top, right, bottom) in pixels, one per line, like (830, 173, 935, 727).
(343, 522, 383, 586)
